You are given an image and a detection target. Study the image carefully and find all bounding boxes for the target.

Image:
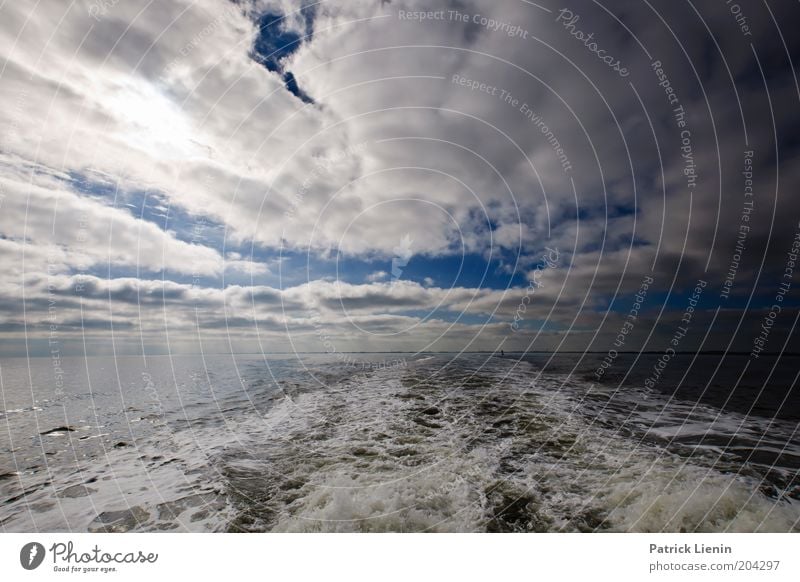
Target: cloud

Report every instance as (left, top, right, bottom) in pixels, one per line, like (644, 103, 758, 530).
(0, 167, 224, 277)
(365, 270, 388, 282)
(1, 0, 799, 355)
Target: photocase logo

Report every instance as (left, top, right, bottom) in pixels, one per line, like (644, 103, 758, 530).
(20, 542, 45, 570)
(391, 234, 413, 283)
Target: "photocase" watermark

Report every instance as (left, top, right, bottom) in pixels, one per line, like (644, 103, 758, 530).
(451, 73, 573, 174)
(594, 273, 654, 380)
(720, 150, 755, 300)
(643, 279, 706, 389)
(750, 221, 800, 359)
(87, 0, 121, 22)
(510, 247, 560, 332)
(555, 8, 629, 77)
(398, 9, 530, 39)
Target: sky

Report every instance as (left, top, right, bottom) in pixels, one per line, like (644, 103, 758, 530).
(0, 0, 799, 356)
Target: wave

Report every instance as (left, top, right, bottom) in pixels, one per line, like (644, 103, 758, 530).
(216, 356, 800, 532)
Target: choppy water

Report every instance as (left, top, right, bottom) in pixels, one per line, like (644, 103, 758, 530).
(1, 353, 798, 532)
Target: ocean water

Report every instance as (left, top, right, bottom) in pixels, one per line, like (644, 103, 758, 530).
(1, 352, 798, 532)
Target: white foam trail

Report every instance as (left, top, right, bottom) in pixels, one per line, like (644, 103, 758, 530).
(219, 357, 800, 532)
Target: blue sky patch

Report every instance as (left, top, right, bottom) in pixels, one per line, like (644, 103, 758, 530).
(251, 10, 315, 104)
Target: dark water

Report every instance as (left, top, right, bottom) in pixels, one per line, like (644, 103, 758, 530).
(1, 353, 798, 532)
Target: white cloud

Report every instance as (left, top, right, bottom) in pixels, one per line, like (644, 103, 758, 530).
(0, 168, 223, 276)
(365, 270, 388, 282)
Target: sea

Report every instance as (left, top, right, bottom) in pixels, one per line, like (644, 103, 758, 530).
(1, 352, 798, 532)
